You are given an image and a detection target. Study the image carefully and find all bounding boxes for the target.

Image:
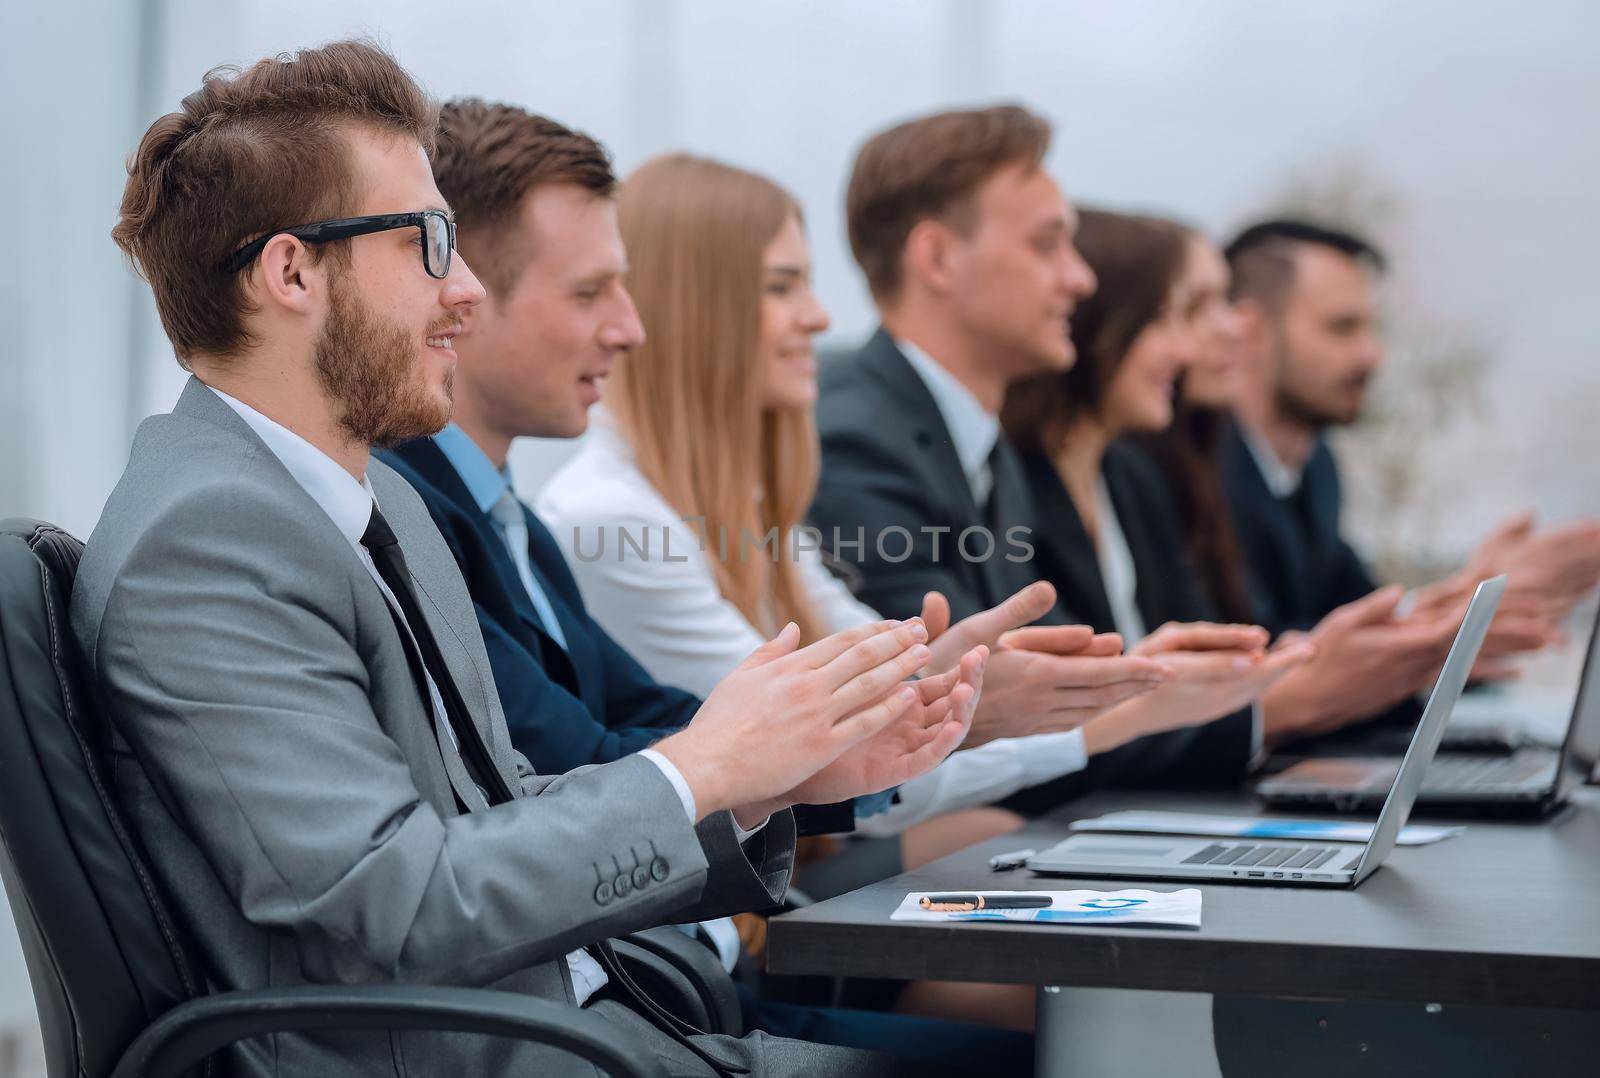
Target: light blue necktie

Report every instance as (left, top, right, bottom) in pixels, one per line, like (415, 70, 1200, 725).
(489, 491, 568, 652)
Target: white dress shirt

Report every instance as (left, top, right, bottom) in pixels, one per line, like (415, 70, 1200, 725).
(209, 391, 636, 1005)
(896, 338, 1001, 506)
(1094, 475, 1149, 644)
(536, 411, 1091, 835)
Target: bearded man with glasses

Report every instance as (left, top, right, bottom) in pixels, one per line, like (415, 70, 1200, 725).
(72, 39, 984, 1078)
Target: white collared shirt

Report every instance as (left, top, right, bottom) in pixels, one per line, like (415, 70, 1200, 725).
(1094, 475, 1149, 644)
(895, 338, 1002, 506)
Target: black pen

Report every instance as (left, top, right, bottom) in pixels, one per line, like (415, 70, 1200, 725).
(919, 894, 1052, 911)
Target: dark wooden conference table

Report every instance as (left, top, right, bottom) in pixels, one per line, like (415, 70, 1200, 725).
(768, 787, 1600, 1077)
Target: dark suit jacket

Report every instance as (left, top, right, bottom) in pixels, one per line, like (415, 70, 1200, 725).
(1218, 420, 1424, 747)
(1001, 442, 1256, 805)
(812, 329, 1067, 625)
(381, 438, 699, 773)
(1027, 442, 1220, 634)
(814, 333, 1249, 808)
(1220, 419, 1378, 638)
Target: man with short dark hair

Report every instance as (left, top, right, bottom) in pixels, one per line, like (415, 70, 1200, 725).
(73, 40, 980, 1078)
(1220, 219, 1392, 636)
(1221, 218, 1599, 644)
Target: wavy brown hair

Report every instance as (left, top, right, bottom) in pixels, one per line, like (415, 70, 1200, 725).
(610, 154, 827, 643)
(112, 40, 435, 364)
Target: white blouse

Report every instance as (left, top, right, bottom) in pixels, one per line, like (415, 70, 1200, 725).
(535, 412, 1088, 835)
(1094, 474, 1149, 644)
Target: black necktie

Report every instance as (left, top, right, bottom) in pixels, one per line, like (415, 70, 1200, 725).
(361, 505, 513, 806)
(979, 440, 1029, 607)
(363, 508, 743, 1073)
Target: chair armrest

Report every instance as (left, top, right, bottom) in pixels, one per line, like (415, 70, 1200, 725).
(622, 926, 744, 1036)
(109, 984, 667, 1078)
(610, 938, 715, 1032)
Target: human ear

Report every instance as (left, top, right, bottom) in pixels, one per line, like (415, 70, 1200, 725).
(252, 233, 320, 316)
(903, 218, 959, 296)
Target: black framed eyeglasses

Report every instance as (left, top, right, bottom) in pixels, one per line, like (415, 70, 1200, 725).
(218, 210, 457, 278)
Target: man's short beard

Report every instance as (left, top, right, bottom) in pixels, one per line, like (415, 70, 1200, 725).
(1271, 338, 1362, 432)
(1276, 382, 1340, 432)
(313, 272, 452, 449)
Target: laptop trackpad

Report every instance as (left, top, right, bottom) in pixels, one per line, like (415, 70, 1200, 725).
(1039, 837, 1210, 864)
(1272, 757, 1397, 790)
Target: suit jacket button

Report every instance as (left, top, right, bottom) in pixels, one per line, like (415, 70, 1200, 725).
(613, 873, 631, 898)
(594, 882, 614, 905)
(632, 865, 651, 891)
(650, 858, 670, 882)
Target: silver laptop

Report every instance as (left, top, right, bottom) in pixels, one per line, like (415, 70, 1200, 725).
(1025, 576, 1505, 888)
(1257, 600, 1600, 817)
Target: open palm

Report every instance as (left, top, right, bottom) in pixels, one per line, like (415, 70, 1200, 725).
(780, 646, 986, 806)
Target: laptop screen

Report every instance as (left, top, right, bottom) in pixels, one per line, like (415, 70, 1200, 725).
(1351, 576, 1506, 883)
(1556, 602, 1600, 798)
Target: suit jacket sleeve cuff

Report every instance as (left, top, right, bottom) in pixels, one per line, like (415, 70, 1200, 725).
(639, 747, 697, 821)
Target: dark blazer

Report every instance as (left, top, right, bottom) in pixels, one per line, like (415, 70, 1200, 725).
(812, 329, 1067, 625)
(381, 438, 699, 773)
(384, 438, 858, 836)
(1026, 442, 1220, 634)
(1218, 420, 1425, 747)
(1220, 419, 1378, 638)
(1002, 441, 1256, 804)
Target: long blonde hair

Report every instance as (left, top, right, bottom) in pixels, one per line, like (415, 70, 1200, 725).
(611, 153, 826, 644)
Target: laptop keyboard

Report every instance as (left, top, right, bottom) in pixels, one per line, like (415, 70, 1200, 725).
(1422, 754, 1548, 787)
(1181, 843, 1358, 872)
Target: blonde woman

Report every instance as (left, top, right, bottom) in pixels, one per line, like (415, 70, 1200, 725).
(539, 153, 1290, 840)
(539, 153, 1299, 1029)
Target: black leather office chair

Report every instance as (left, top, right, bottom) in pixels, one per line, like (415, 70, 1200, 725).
(0, 517, 671, 1078)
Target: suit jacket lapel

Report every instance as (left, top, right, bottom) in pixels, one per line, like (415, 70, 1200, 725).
(390, 438, 582, 691)
(858, 331, 987, 526)
(1223, 419, 1314, 624)
(1018, 448, 1117, 632)
(370, 462, 525, 807)
(174, 387, 498, 812)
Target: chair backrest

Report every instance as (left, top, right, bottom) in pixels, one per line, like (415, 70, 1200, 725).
(0, 518, 203, 1078)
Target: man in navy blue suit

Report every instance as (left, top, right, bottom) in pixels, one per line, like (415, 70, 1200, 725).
(379, 98, 1033, 1071)
(384, 419, 704, 773)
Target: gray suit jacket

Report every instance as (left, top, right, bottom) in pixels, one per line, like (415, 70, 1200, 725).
(71, 379, 796, 1077)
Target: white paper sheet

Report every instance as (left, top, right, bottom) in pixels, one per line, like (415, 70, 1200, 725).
(892, 889, 1201, 928)
(1069, 810, 1464, 845)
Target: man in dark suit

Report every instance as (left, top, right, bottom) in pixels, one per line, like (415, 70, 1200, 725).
(1219, 220, 1393, 638)
(813, 106, 1286, 796)
(383, 428, 702, 766)
(813, 107, 1094, 627)
(77, 44, 980, 1078)
(1219, 219, 1600, 748)
(1223, 219, 1600, 641)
